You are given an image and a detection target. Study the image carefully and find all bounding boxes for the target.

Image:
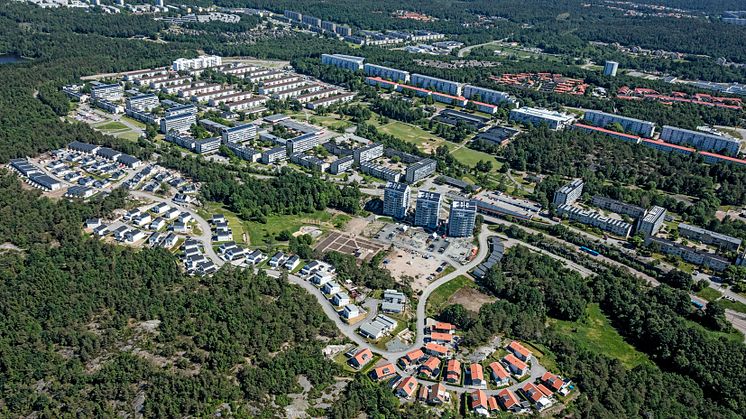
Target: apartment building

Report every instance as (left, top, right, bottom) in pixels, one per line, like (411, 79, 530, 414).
(360, 161, 401, 182)
(383, 182, 411, 219)
(679, 223, 742, 251)
(509, 107, 575, 130)
(353, 142, 384, 164)
(125, 93, 159, 112)
(91, 83, 123, 101)
(552, 178, 584, 207)
(448, 199, 478, 237)
(411, 73, 463, 96)
(557, 204, 633, 238)
(660, 125, 741, 156)
(637, 206, 667, 238)
(405, 159, 436, 183)
(222, 124, 256, 144)
(584, 110, 656, 138)
(321, 54, 365, 71)
(363, 63, 410, 83)
(415, 191, 442, 230)
(160, 112, 196, 134)
(171, 55, 222, 72)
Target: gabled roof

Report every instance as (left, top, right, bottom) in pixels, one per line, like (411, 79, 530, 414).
(498, 389, 519, 409)
(470, 389, 488, 409)
(421, 356, 441, 373)
(434, 321, 455, 331)
(521, 382, 543, 402)
(430, 332, 452, 342)
(405, 348, 424, 361)
(371, 362, 395, 379)
(507, 341, 532, 358)
(489, 361, 509, 380)
(351, 348, 373, 366)
(446, 358, 461, 375)
(469, 363, 484, 381)
(542, 371, 564, 391)
(503, 353, 527, 371)
(424, 342, 448, 355)
(396, 376, 418, 397)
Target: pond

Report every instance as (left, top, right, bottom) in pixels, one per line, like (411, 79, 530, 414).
(0, 54, 25, 65)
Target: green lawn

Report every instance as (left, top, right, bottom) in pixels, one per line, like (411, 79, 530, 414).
(550, 304, 650, 369)
(121, 116, 146, 129)
(685, 319, 744, 343)
(243, 210, 334, 246)
(199, 202, 249, 245)
(450, 146, 501, 170)
(696, 287, 723, 302)
(95, 121, 128, 131)
(377, 121, 443, 149)
(719, 298, 746, 315)
(426, 275, 475, 316)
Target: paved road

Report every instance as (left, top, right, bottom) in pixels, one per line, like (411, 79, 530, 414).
(130, 191, 220, 264)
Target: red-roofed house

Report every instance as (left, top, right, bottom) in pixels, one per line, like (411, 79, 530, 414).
(497, 389, 521, 412)
(424, 342, 449, 357)
(467, 363, 485, 387)
(349, 348, 373, 369)
(488, 361, 510, 386)
(469, 390, 489, 416)
(428, 383, 450, 405)
(541, 371, 567, 393)
(399, 348, 425, 367)
(419, 356, 442, 378)
(417, 382, 429, 402)
(370, 362, 396, 381)
(507, 341, 532, 362)
(503, 353, 528, 377)
(396, 376, 418, 399)
(445, 359, 461, 384)
(537, 383, 554, 397)
(433, 321, 456, 334)
(521, 382, 552, 410)
(429, 332, 453, 343)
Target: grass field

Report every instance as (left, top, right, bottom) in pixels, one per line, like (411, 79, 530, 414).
(719, 298, 746, 314)
(95, 121, 129, 131)
(377, 121, 443, 149)
(450, 146, 501, 170)
(243, 210, 336, 246)
(199, 202, 248, 244)
(696, 287, 723, 302)
(426, 275, 474, 316)
(550, 304, 650, 369)
(121, 116, 146, 129)
(686, 319, 744, 343)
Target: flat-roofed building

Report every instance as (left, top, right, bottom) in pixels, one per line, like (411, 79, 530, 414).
(360, 161, 401, 182)
(557, 204, 633, 238)
(226, 143, 261, 162)
(194, 137, 221, 154)
(584, 110, 656, 138)
(509, 107, 575, 130)
(329, 156, 354, 174)
(160, 112, 196, 134)
(126, 93, 159, 112)
(637, 206, 666, 238)
(172, 55, 222, 72)
(261, 146, 287, 164)
(353, 142, 384, 164)
(383, 182, 410, 219)
(287, 132, 322, 155)
(553, 178, 584, 207)
(222, 124, 256, 144)
(405, 158, 436, 183)
(91, 83, 123, 101)
(363, 63, 410, 83)
(647, 236, 731, 271)
(679, 223, 742, 251)
(321, 54, 365, 71)
(411, 73, 462, 96)
(448, 199, 478, 237)
(463, 85, 516, 106)
(165, 104, 198, 117)
(415, 191, 442, 230)
(591, 195, 646, 218)
(660, 125, 741, 155)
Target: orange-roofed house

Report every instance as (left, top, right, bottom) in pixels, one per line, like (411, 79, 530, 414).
(399, 348, 425, 367)
(503, 353, 528, 377)
(469, 389, 489, 416)
(429, 332, 453, 343)
(507, 340, 532, 362)
(488, 361, 510, 386)
(428, 383, 450, 405)
(445, 359, 462, 384)
(521, 382, 552, 410)
(349, 348, 373, 369)
(395, 376, 418, 399)
(537, 383, 553, 397)
(541, 371, 567, 393)
(433, 321, 456, 334)
(487, 396, 499, 412)
(497, 388, 521, 412)
(467, 363, 485, 387)
(424, 342, 448, 357)
(419, 356, 442, 378)
(370, 362, 396, 381)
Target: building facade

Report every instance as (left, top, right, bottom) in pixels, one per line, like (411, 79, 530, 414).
(448, 199, 477, 237)
(553, 179, 584, 207)
(383, 182, 411, 219)
(415, 191, 442, 230)
(321, 54, 365, 71)
(637, 206, 667, 238)
(660, 125, 741, 156)
(583, 110, 656, 138)
(509, 107, 575, 130)
(353, 142, 384, 164)
(405, 159, 436, 183)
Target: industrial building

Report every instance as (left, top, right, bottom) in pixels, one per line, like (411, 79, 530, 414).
(383, 182, 411, 219)
(553, 179, 584, 207)
(556, 204, 633, 238)
(321, 54, 365, 71)
(583, 110, 656, 138)
(509, 107, 575, 130)
(405, 159, 436, 183)
(411, 73, 463, 96)
(363, 63, 410, 83)
(353, 143, 384, 164)
(637, 206, 666, 238)
(448, 199, 478, 237)
(678, 223, 742, 251)
(660, 125, 741, 156)
(414, 191, 442, 230)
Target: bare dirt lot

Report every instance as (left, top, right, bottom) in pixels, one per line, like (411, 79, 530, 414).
(343, 217, 370, 236)
(447, 287, 496, 312)
(315, 231, 386, 261)
(384, 249, 442, 292)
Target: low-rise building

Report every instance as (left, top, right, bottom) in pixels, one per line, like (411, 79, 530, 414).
(358, 314, 397, 340)
(678, 223, 741, 251)
(349, 348, 373, 369)
(557, 204, 633, 238)
(405, 158, 436, 183)
(509, 106, 574, 130)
